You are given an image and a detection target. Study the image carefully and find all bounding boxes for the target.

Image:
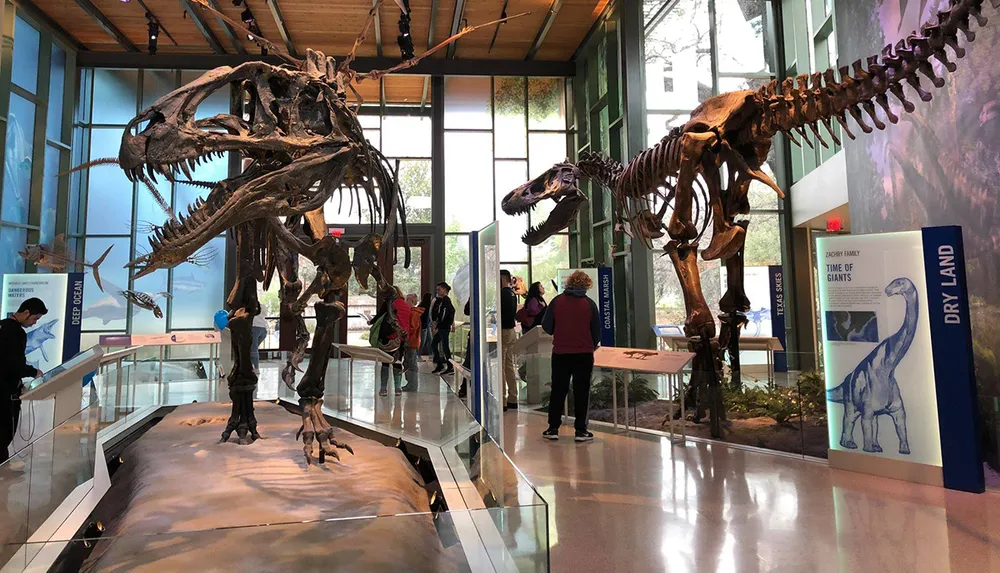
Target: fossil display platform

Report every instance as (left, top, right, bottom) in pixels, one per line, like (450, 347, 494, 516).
(76, 401, 465, 572)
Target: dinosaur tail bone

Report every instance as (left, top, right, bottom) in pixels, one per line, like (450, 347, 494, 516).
(760, 0, 996, 147)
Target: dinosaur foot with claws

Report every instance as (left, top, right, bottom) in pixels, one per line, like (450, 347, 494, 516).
(298, 397, 354, 465)
(220, 383, 260, 445)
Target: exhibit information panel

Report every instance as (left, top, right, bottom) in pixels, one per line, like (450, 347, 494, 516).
(1, 273, 84, 372)
(556, 268, 614, 347)
(817, 226, 982, 492)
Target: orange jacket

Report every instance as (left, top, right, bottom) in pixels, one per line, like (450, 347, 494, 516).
(408, 306, 424, 349)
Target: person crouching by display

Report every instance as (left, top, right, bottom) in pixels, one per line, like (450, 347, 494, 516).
(431, 282, 456, 375)
(0, 298, 46, 463)
(541, 271, 599, 442)
(402, 293, 423, 392)
(500, 269, 519, 411)
(375, 287, 410, 397)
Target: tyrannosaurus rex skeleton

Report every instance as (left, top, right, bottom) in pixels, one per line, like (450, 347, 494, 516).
(502, 0, 997, 437)
(68, 0, 522, 463)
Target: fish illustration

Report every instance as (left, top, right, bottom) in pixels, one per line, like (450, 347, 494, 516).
(25, 319, 58, 363)
(19, 235, 112, 292)
(84, 291, 130, 325)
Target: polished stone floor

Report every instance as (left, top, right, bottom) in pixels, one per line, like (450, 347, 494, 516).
(503, 411, 1000, 573)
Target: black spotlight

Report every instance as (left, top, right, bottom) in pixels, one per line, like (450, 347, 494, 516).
(82, 520, 105, 548)
(146, 13, 159, 56)
(396, 0, 414, 60)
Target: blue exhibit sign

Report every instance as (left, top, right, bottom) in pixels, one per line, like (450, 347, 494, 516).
(921, 226, 984, 493)
(767, 265, 787, 373)
(597, 267, 615, 347)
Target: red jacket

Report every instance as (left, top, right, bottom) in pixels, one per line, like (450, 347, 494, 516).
(391, 298, 411, 341)
(541, 289, 601, 354)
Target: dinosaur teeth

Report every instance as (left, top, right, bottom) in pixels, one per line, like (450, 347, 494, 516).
(180, 161, 193, 180)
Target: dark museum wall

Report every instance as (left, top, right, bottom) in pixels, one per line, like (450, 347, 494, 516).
(836, 0, 1000, 482)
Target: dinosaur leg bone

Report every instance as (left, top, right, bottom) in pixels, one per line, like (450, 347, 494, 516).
(664, 241, 715, 337)
(668, 131, 718, 242)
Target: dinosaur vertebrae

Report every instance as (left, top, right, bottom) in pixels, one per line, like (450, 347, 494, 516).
(758, 0, 993, 148)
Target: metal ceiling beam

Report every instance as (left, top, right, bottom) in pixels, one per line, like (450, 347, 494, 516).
(13, 0, 86, 51)
(644, 0, 680, 35)
(371, 0, 383, 57)
(72, 0, 139, 52)
(525, 0, 563, 60)
(77, 52, 577, 76)
(207, 0, 246, 54)
(180, 0, 226, 54)
(445, 0, 466, 59)
(420, 0, 439, 109)
(265, 0, 297, 57)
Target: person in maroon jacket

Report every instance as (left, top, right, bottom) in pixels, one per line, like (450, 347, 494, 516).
(540, 271, 600, 442)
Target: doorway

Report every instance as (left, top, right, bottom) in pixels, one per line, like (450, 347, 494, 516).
(338, 236, 432, 346)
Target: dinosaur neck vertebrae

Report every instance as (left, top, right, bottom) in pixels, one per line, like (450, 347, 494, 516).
(758, 0, 996, 149)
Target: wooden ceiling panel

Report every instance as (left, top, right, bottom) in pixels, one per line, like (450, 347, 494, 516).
(382, 74, 426, 104)
(31, 0, 110, 48)
(29, 0, 600, 61)
(533, 0, 606, 61)
(455, 0, 549, 59)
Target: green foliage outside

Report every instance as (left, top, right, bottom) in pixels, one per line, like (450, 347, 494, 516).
(493, 77, 563, 124)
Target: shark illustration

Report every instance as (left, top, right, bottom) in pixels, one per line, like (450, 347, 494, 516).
(171, 272, 206, 293)
(25, 319, 58, 364)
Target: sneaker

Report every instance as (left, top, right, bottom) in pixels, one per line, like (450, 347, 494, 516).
(542, 428, 559, 440)
(506, 403, 518, 410)
(395, 388, 402, 396)
(432, 365, 445, 374)
(574, 430, 594, 442)
(443, 366, 455, 375)
(401, 384, 418, 392)
(379, 388, 388, 397)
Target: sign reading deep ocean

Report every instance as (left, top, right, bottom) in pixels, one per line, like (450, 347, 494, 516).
(1, 273, 84, 373)
(557, 268, 615, 347)
(818, 226, 982, 492)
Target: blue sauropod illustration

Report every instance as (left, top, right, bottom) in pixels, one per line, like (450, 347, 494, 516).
(827, 278, 918, 454)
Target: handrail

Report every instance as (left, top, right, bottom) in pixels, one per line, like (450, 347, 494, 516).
(100, 346, 141, 365)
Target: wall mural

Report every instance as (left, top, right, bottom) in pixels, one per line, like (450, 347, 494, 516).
(837, 0, 1000, 480)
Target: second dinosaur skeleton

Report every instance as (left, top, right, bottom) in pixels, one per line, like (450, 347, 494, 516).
(502, 0, 998, 437)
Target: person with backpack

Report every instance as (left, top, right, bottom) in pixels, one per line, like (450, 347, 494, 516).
(430, 282, 456, 374)
(401, 293, 424, 392)
(372, 287, 410, 397)
(516, 281, 547, 334)
(541, 271, 600, 442)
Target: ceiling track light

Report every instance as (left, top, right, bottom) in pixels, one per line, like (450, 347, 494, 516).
(396, 0, 414, 60)
(146, 12, 160, 55)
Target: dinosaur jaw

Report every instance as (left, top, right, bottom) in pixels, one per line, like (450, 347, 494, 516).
(502, 163, 587, 245)
(520, 192, 586, 246)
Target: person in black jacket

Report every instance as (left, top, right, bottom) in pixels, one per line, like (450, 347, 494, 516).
(499, 270, 519, 411)
(431, 282, 456, 374)
(0, 298, 47, 463)
(417, 292, 432, 357)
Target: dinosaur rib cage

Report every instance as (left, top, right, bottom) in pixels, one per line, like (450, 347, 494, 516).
(759, 0, 992, 148)
(610, 129, 713, 248)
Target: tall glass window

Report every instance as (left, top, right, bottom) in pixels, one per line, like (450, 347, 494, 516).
(0, 12, 74, 289)
(644, 0, 781, 329)
(73, 68, 231, 341)
(444, 76, 570, 316)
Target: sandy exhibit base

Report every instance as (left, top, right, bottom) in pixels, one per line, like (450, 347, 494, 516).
(78, 401, 466, 572)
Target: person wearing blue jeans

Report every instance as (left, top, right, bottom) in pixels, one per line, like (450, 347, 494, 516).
(250, 312, 268, 375)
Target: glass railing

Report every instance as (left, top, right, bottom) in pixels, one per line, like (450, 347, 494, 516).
(4, 505, 548, 572)
(7, 353, 548, 572)
(0, 395, 100, 569)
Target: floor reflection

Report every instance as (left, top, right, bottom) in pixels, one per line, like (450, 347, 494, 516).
(503, 411, 1000, 573)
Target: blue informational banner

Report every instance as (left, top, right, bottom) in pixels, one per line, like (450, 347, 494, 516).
(597, 267, 615, 347)
(1, 273, 84, 372)
(921, 226, 984, 493)
(768, 265, 787, 372)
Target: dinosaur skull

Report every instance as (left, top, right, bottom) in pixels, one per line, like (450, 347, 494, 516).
(120, 52, 361, 279)
(500, 162, 586, 246)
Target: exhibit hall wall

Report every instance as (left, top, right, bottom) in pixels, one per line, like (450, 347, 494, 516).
(836, 0, 1000, 484)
